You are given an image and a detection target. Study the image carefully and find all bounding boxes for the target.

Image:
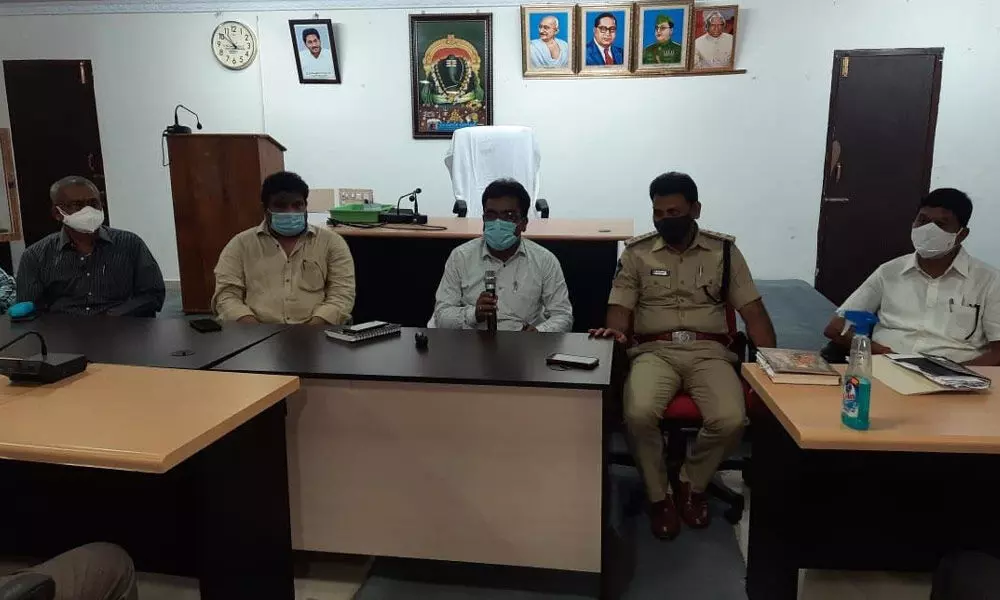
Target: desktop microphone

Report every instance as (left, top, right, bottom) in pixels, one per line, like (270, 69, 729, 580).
(484, 270, 498, 333)
(0, 331, 87, 384)
(165, 104, 204, 135)
(381, 187, 428, 225)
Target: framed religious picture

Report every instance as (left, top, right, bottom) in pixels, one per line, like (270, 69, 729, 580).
(577, 4, 633, 76)
(691, 5, 739, 72)
(409, 13, 493, 139)
(289, 19, 341, 84)
(521, 5, 576, 77)
(633, 1, 693, 74)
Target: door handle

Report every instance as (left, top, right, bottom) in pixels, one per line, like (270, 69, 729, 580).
(834, 162, 843, 184)
(823, 197, 850, 203)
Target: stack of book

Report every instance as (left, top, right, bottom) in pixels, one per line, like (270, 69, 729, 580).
(756, 348, 841, 386)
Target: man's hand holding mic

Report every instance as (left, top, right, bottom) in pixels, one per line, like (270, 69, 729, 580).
(475, 292, 498, 323)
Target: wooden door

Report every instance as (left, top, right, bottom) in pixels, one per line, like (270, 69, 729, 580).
(815, 48, 943, 305)
(3, 60, 107, 247)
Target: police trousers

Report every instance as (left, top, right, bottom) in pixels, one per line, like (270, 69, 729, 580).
(623, 340, 744, 502)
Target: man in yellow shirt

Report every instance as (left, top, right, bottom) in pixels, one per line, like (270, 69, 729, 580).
(213, 171, 355, 325)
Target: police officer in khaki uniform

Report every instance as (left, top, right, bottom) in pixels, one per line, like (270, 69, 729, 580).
(592, 172, 776, 540)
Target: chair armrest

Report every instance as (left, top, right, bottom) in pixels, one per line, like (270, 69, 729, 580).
(0, 573, 56, 600)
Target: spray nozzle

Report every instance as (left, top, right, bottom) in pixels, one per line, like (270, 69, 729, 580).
(841, 310, 879, 337)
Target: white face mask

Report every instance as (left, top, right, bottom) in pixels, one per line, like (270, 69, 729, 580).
(58, 206, 105, 234)
(911, 222, 959, 259)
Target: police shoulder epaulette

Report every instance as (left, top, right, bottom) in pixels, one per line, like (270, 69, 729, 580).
(624, 231, 659, 248)
(700, 229, 736, 243)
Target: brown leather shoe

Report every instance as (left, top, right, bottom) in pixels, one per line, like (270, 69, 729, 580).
(649, 495, 681, 540)
(678, 481, 711, 529)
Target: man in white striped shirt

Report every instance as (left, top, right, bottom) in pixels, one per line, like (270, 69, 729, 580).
(433, 179, 573, 332)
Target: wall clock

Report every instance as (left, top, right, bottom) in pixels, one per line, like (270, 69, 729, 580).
(212, 21, 258, 70)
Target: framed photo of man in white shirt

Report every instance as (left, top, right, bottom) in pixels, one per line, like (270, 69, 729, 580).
(691, 5, 738, 72)
(289, 19, 341, 84)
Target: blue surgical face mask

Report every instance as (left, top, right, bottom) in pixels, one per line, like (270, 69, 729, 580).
(269, 211, 307, 237)
(483, 219, 519, 251)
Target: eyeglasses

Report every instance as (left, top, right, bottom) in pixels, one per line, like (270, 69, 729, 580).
(483, 210, 521, 223)
(596, 26, 617, 34)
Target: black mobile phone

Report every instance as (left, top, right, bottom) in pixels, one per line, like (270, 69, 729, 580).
(546, 353, 600, 370)
(189, 318, 222, 333)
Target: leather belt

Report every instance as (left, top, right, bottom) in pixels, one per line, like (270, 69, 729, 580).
(636, 330, 732, 346)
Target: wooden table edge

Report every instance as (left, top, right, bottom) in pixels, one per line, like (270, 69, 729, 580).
(742, 363, 807, 446)
(0, 375, 300, 474)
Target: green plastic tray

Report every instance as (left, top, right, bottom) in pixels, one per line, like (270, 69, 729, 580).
(329, 203, 392, 224)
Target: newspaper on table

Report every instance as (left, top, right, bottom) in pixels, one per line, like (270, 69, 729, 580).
(886, 354, 992, 391)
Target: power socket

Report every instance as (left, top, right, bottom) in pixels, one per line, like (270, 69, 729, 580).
(338, 188, 374, 204)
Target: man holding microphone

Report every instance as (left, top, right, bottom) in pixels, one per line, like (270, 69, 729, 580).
(432, 179, 573, 332)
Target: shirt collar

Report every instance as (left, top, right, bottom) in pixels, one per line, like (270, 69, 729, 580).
(480, 237, 527, 260)
(651, 225, 709, 253)
(59, 226, 112, 249)
(902, 247, 970, 278)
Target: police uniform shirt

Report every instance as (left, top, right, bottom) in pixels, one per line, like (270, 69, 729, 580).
(608, 227, 760, 335)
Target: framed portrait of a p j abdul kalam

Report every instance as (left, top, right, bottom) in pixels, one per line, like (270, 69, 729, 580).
(410, 13, 493, 139)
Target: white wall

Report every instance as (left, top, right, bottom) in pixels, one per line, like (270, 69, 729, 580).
(1, 0, 998, 281)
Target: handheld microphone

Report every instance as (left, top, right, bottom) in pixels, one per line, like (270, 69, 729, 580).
(484, 270, 498, 333)
(165, 104, 203, 135)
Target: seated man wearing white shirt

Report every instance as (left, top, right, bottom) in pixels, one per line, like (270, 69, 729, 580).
(823, 188, 1000, 366)
(433, 179, 573, 332)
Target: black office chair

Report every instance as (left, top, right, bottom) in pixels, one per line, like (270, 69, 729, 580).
(0, 573, 55, 600)
(535, 198, 550, 219)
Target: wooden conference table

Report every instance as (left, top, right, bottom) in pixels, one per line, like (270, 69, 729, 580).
(332, 217, 634, 331)
(0, 317, 300, 599)
(742, 364, 1000, 600)
(0, 362, 299, 599)
(214, 326, 618, 594)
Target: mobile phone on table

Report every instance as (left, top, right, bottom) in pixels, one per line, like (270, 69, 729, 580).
(189, 318, 222, 333)
(344, 321, 388, 334)
(546, 353, 600, 370)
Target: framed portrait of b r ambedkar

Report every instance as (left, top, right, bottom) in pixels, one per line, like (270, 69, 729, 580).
(409, 13, 494, 139)
(289, 19, 341, 84)
(521, 5, 577, 77)
(633, 1, 693, 74)
(577, 4, 633, 76)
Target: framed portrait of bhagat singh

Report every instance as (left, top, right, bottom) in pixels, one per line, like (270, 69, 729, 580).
(409, 13, 494, 139)
(521, 5, 577, 77)
(633, 1, 693, 74)
(289, 19, 341, 84)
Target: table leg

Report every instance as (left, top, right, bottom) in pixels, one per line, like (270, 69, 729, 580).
(190, 401, 294, 600)
(745, 405, 801, 600)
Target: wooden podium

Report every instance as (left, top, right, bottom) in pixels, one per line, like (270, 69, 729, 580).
(166, 134, 286, 313)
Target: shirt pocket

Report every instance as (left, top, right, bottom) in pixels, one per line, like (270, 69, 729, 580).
(299, 259, 326, 293)
(946, 305, 980, 341)
(640, 273, 677, 307)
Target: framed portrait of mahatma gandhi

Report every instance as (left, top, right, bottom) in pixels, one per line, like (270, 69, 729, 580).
(521, 6, 576, 77)
(633, 1, 693, 74)
(577, 4, 633, 76)
(409, 13, 493, 139)
(691, 5, 739, 72)
(289, 19, 341, 84)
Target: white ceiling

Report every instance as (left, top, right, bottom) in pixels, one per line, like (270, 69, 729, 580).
(0, 0, 525, 15)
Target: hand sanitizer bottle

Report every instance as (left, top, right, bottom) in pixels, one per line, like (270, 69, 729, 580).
(841, 310, 878, 431)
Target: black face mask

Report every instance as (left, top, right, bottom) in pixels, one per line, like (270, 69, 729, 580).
(654, 215, 694, 245)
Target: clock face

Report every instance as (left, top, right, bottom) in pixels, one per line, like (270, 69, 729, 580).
(212, 21, 258, 70)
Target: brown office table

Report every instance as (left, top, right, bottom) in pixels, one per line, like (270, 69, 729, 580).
(0, 363, 300, 600)
(214, 326, 618, 596)
(0, 315, 285, 369)
(331, 217, 633, 330)
(742, 364, 1000, 600)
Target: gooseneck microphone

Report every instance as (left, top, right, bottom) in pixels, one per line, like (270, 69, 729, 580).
(383, 188, 428, 225)
(396, 188, 422, 216)
(484, 270, 498, 333)
(165, 104, 203, 135)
